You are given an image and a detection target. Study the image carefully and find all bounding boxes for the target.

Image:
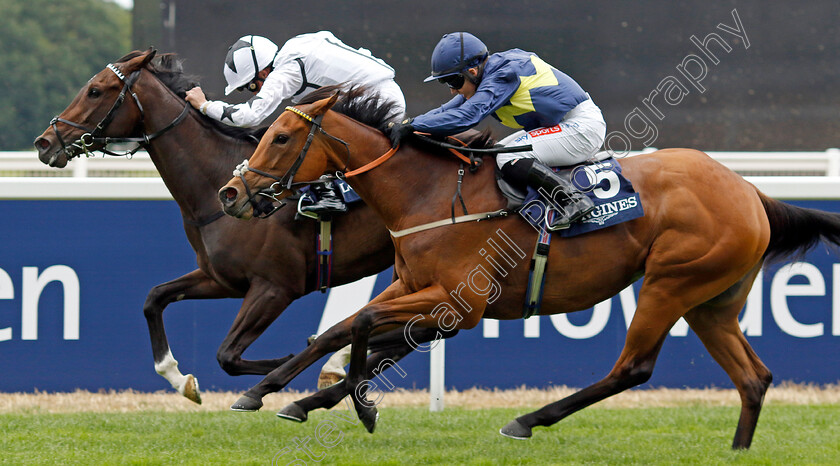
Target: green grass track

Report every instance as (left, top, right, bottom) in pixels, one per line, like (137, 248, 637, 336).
(2, 405, 839, 465)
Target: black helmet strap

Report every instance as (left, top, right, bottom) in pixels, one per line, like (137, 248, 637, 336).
(249, 35, 260, 83)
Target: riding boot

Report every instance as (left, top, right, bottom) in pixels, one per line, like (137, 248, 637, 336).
(300, 181, 348, 214)
(526, 161, 594, 230)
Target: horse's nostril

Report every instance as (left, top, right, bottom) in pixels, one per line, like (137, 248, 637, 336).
(34, 138, 50, 151)
(223, 187, 238, 201)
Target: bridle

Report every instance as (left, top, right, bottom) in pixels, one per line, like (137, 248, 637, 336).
(232, 105, 349, 218)
(48, 63, 189, 162)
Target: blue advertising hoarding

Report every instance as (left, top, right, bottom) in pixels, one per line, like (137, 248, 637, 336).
(0, 198, 838, 393)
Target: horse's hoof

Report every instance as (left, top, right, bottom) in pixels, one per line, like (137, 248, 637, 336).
(182, 374, 202, 405)
(499, 419, 532, 439)
(317, 372, 343, 390)
(358, 406, 379, 434)
(276, 402, 308, 423)
(230, 394, 263, 412)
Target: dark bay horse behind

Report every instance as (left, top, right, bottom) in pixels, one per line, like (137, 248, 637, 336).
(32, 50, 399, 402)
(219, 87, 840, 450)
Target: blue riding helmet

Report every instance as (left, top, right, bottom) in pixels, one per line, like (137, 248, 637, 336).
(423, 32, 489, 82)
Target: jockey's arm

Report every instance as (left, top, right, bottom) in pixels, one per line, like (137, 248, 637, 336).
(411, 89, 498, 137)
(197, 60, 303, 128)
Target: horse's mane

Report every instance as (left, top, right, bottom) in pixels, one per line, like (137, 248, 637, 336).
(115, 51, 267, 143)
(296, 84, 401, 133)
(298, 84, 496, 151)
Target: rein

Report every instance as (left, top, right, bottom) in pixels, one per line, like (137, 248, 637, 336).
(49, 63, 189, 160)
(238, 105, 531, 234)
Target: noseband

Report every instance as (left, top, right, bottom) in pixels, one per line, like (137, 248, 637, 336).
(232, 106, 349, 218)
(49, 63, 189, 160)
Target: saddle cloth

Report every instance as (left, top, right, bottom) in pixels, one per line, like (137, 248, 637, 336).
(498, 157, 645, 237)
(300, 179, 362, 205)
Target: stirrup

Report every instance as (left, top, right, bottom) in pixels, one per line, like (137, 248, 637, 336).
(300, 199, 347, 214)
(547, 199, 594, 231)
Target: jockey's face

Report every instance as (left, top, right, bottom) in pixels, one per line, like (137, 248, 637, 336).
(450, 67, 480, 100)
(241, 68, 271, 94)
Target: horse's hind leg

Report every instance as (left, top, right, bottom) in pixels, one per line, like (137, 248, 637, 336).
(500, 288, 683, 439)
(683, 265, 772, 450)
(144, 269, 231, 404)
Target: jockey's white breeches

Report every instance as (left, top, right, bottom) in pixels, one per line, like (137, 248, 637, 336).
(496, 98, 607, 168)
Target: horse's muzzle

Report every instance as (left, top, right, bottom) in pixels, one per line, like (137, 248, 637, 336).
(33, 135, 68, 168)
(219, 185, 250, 218)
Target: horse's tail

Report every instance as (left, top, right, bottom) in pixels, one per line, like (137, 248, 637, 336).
(759, 191, 840, 262)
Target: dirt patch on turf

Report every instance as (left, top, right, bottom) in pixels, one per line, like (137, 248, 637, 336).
(1, 382, 838, 414)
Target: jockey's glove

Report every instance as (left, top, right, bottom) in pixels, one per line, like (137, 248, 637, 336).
(387, 118, 414, 148)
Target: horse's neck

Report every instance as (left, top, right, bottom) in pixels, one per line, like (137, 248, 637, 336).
(344, 136, 503, 232)
(144, 106, 250, 220)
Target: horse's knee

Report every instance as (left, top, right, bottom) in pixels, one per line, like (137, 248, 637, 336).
(216, 349, 241, 375)
(142, 285, 167, 319)
(351, 307, 378, 335)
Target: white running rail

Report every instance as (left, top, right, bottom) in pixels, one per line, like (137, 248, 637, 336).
(5, 149, 839, 177)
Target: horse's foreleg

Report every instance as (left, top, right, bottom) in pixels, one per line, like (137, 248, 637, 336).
(317, 270, 404, 389)
(231, 279, 416, 412)
(230, 318, 356, 412)
(282, 326, 459, 421)
(346, 284, 481, 433)
(144, 269, 231, 404)
(216, 279, 297, 376)
(501, 290, 681, 439)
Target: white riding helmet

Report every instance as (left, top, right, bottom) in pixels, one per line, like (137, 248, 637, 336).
(223, 35, 279, 95)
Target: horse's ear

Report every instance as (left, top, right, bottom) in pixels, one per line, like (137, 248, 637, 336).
(120, 48, 157, 74)
(140, 48, 157, 68)
(309, 91, 340, 116)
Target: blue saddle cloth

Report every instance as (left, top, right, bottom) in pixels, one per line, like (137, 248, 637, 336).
(334, 179, 361, 203)
(517, 158, 644, 237)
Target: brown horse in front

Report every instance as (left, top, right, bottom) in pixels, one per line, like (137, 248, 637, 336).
(219, 87, 840, 449)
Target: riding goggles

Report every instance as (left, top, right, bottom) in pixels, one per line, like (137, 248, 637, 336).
(438, 73, 466, 90)
(237, 77, 263, 93)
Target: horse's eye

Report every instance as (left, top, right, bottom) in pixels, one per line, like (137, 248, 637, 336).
(87, 87, 101, 98)
(273, 134, 289, 145)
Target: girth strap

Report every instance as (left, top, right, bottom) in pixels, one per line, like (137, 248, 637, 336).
(523, 211, 554, 318)
(316, 218, 333, 293)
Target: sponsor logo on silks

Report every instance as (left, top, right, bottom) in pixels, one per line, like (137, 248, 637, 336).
(580, 195, 640, 226)
(528, 125, 563, 138)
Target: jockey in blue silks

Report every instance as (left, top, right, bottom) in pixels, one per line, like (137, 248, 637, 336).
(388, 32, 607, 230)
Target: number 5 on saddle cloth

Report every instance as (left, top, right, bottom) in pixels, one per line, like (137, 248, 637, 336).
(497, 157, 645, 317)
